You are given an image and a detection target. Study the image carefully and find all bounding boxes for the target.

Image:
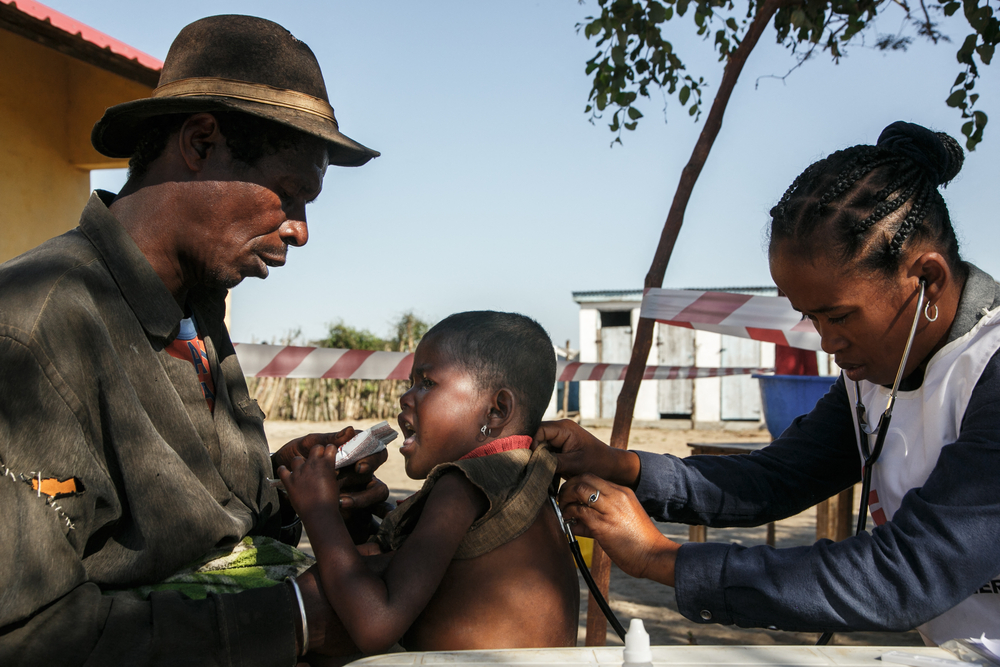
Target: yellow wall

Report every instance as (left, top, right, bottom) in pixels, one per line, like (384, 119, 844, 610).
(0, 28, 154, 263)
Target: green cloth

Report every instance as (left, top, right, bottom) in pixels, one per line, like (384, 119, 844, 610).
(106, 536, 314, 600)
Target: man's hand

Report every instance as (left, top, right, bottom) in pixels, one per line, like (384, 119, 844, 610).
(272, 428, 357, 473)
(273, 428, 390, 518)
(558, 473, 679, 586)
(533, 420, 641, 487)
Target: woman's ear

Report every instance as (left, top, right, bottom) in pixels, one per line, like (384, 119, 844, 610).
(487, 388, 517, 433)
(910, 251, 951, 304)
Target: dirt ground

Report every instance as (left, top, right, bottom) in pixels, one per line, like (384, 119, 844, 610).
(264, 419, 923, 649)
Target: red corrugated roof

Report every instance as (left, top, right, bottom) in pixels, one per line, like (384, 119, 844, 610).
(1, 0, 162, 70)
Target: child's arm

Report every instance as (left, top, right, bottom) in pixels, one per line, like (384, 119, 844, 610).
(278, 444, 486, 654)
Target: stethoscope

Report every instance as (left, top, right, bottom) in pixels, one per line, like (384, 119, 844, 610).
(549, 495, 628, 640)
(817, 278, 927, 645)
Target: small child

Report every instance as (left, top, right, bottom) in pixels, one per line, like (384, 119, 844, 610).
(278, 311, 579, 654)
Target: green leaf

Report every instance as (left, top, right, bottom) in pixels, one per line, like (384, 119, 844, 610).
(977, 42, 995, 65)
(679, 85, 691, 104)
(624, 121, 638, 130)
(957, 34, 978, 66)
(627, 106, 644, 119)
(947, 89, 967, 107)
(943, 1, 961, 16)
(648, 1, 668, 23)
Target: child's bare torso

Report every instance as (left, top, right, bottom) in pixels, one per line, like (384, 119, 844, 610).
(401, 505, 580, 651)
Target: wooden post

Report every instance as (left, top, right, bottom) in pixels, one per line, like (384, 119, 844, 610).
(585, 547, 613, 645)
(816, 487, 855, 541)
(585, 0, 788, 644)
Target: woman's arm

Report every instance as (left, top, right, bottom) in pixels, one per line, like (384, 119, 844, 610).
(279, 448, 485, 654)
(542, 377, 861, 528)
(563, 358, 1000, 634)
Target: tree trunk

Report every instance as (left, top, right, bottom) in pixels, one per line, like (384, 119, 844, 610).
(585, 0, 788, 645)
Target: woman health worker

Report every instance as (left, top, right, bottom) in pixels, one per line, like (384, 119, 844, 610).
(544, 122, 1000, 645)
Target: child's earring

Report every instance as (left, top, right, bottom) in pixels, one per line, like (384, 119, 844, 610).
(479, 424, 491, 441)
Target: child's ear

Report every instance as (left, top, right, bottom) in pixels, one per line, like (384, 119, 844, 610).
(488, 388, 517, 432)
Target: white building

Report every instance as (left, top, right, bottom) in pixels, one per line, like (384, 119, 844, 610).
(573, 288, 835, 428)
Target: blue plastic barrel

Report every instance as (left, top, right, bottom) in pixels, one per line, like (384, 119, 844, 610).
(752, 374, 838, 439)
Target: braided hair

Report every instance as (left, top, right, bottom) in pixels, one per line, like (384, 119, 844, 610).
(769, 121, 966, 276)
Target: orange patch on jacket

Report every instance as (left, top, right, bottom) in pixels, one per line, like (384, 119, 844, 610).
(30, 477, 78, 498)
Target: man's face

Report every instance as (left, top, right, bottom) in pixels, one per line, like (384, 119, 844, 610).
(186, 138, 330, 289)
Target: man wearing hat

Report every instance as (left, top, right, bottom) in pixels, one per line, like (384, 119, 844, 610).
(0, 15, 384, 666)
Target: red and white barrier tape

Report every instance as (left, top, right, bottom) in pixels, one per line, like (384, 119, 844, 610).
(640, 288, 822, 351)
(234, 344, 413, 380)
(556, 363, 773, 383)
(234, 344, 772, 381)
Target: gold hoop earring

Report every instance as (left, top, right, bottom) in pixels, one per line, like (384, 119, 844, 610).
(924, 301, 939, 322)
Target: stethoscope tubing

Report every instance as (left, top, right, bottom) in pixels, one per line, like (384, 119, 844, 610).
(549, 495, 628, 641)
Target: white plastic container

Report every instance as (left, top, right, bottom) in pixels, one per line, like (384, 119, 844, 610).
(623, 618, 652, 667)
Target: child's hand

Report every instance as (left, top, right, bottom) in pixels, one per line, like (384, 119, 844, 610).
(277, 444, 342, 520)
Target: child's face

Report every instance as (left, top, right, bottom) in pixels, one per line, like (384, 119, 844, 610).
(397, 334, 490, 479)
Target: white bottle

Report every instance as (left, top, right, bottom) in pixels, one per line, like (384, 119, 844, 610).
(623, 618, 653, 667)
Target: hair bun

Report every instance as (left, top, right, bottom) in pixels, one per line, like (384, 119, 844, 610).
(876, 121, 964, 186)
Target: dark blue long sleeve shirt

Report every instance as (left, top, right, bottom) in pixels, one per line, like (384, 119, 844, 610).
(633, 266, 1000, 634)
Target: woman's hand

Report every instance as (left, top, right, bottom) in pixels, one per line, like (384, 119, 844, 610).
(558, 473, 679, 586)
(534, 420, 641, 487)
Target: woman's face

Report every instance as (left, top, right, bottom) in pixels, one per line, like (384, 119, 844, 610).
(769, 240, 929, 386)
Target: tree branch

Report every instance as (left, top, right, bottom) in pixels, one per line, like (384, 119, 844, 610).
(585, 0, 796, 644)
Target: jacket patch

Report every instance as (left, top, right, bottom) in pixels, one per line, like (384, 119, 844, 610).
(30, 476, 82, 498)
(2, 465, 78, 530)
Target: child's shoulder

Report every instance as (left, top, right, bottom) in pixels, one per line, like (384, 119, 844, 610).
(372, 446, 557, 559)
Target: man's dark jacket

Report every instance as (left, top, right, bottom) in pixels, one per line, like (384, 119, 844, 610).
(0, 192, 299, 666)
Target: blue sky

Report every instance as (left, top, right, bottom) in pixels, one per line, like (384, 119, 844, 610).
(63, 0, 1000, 349)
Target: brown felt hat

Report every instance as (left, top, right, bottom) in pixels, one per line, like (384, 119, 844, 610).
(91, 15, 379, 167)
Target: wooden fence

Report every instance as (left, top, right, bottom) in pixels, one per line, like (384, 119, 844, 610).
(246, 377, 407, 421)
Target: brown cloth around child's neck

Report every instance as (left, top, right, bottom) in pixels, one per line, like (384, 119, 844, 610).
(371, 443, 556, 559)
